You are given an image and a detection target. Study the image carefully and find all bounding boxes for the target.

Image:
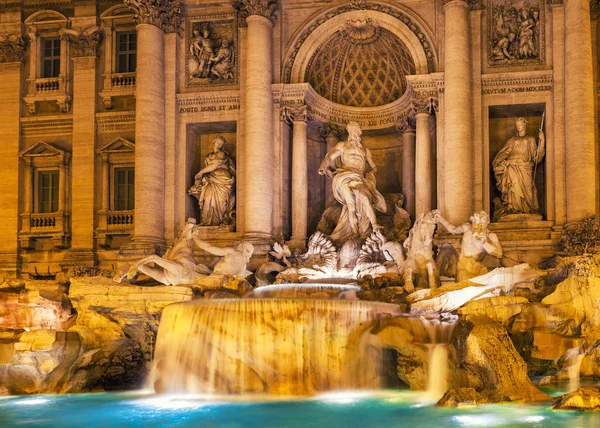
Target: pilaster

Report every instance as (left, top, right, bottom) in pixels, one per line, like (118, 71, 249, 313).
(397, 118, 416, 219)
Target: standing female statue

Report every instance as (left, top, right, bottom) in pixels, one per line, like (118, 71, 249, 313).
(492, 117, 545, 218)
(189, 136, 236, 226)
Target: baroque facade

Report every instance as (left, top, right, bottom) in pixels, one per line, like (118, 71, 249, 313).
(0, 0, 598, 277)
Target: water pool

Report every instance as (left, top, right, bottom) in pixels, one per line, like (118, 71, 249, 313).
(1, 389, 599, 428)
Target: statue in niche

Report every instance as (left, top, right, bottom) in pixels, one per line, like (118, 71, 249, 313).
(318, 121, 387, 245)
(189, 27, 215, 78)
(490, 0, 542, 64)
(188, 136, 236, 227)
(492, 117, 545, 219)
(435, 211, 503, 282)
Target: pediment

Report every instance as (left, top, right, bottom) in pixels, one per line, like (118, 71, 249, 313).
(98, 137, 135, 154)
(19, 141, 67, 159)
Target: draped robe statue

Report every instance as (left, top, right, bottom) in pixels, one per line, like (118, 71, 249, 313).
(492, 117, 545, 218)
(318, 122, 386, 244)
(189, 136, 236, 226)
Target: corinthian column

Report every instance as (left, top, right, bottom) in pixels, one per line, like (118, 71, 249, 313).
(286, 106, 308, 248)
(0, 33, 26, 275)
(564, 0, 596, 221)
(234, 0, 279, 241)
(442, 0, 472, 223)
(413, 99, 434, 217)
(396, 118, 416, 219)
(124, 0, 180, 253)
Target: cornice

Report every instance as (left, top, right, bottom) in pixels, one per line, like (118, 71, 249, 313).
(481, 71, 553, 95)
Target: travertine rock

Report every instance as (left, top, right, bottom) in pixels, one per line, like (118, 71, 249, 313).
(553, 386, 600, 411)
(437, 387, 489, 406)
(458, 296, 529, 327)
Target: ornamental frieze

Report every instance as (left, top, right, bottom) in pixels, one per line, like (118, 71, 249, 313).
(0, 33, 26, 63)
(186, 15, 238, 88)
(65, 28, 101, 58)
(488, 0, 545, 67)
(481, 70, 552, 94)
(231, 0, 280, 25)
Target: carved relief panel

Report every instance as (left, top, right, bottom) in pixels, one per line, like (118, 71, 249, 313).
(488, 0, 545, 67)
(186, 15, 238, 88)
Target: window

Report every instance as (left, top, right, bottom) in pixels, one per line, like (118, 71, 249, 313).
(114, 167, 135, 211)
(116, 32, 136, 73)
(42, 38, 61, 78)
(38, 170, 59, 213)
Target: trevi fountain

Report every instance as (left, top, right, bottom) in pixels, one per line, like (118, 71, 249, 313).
(1, 0, 600, 427)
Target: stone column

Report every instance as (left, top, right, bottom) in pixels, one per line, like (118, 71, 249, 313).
(70, 30, 100, 256)
(413, 99, 434, 216)
(58, 163, 67, 213)
(0, 33, 26, 275)
(235, 0, 279, 241)
(287, 106, 308, 248)
(442, 0, 472, 223)
(564, 0, 596, 221)
(124, 0, 180, 253)
(101, 160, 109, 212)
(396, 118, 416, 219)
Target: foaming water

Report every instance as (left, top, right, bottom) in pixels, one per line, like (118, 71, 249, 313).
(151, 297, 401, 395)
(566, 346, 584, 392)
(420, 317, 456, 401)
(250, 283, 360, 299)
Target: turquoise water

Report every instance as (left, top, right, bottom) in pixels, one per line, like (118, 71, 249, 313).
(1, 390, 599, 428)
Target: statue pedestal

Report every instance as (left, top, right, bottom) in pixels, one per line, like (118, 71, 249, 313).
(193, 225, 235, 238)
(498, 213, 543, 223)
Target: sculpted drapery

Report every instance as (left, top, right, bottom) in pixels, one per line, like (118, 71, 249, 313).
(189, 136, 236, 226)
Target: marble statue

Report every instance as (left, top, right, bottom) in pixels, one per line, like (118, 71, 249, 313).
(492, 117, 545, 219)
(188, 136, 236, 226)
(402, 210, 438, 292)
(318, 121, 387, 244)
(210, 40, 234, 80)
(192, 233, 254, 277)
(189, 28, 215, 78)
(113, 218, 211, 285)
(435, 211, 503, 282)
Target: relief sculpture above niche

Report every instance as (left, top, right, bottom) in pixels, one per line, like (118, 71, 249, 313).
(488, 0, 544, 67)
(186, 14, 237, 88)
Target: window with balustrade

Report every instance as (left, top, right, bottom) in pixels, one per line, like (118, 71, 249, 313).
(114, 167, 135, 211)
(42, 38, 61, 78)
(37, 170, 59, 213)
(100, 5, 137, 109)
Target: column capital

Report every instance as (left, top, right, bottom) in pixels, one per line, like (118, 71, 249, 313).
(396, 117, 415, 134)
(282, 105, 310, 123)
(318, 123, 345, 140)
(232, 0, 280, 25)
(591, 0, 599, 20)
(125, 0, 182, 33)
(66, 28, 102, 58)
(0, 33, 27, 64)
(441, 0, 472, 11)
(410, 97, 438, 115)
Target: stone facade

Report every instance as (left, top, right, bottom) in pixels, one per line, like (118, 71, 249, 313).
(0, 0, 598, 277)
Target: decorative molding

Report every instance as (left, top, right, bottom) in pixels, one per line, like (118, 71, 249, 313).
(185, 14, 238, 89)
(65, 27, 101, 58)
(0, 33, 26, 63)
(232, 0, 280, 25)
(488, 0, 545, 67)
(20, 115, 73, 136)
(481, 70, 552, 94)
(96, 112, 136, 133)
(282, 1, 436, 84)
(318, 123, 345, 140)
(395, 117, 415, 134)
(124, 0, 181, 33)
(546, 0, 563, 5)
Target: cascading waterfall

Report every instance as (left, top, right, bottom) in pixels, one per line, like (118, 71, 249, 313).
(421, 318, 456, 400)
(151, 290, 402, 396)
(566, 346, 584, 392)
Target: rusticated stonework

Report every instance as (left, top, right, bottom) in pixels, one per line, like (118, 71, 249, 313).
(68, 29, 101, 58)
(305, 18, 415, 107)
(0, 33, 26, 63)
(124, 0, 181, 33)
(231, 0, 280, 25)
(488, 0, 545, 67)
(283, 1, 436, 84)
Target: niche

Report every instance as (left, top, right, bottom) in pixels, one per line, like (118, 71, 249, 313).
(488, 103, 546, 221)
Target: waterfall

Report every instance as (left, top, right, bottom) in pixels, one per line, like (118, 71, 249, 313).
(566, 346, 584, 392)
(151, 295, 401, 395)
(421, 317, 456, 400)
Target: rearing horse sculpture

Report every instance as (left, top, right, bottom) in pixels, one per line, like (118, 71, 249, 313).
(402, 210, 439, 292)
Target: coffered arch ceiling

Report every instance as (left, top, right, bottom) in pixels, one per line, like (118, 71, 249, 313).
(304, 19, 416, 107)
